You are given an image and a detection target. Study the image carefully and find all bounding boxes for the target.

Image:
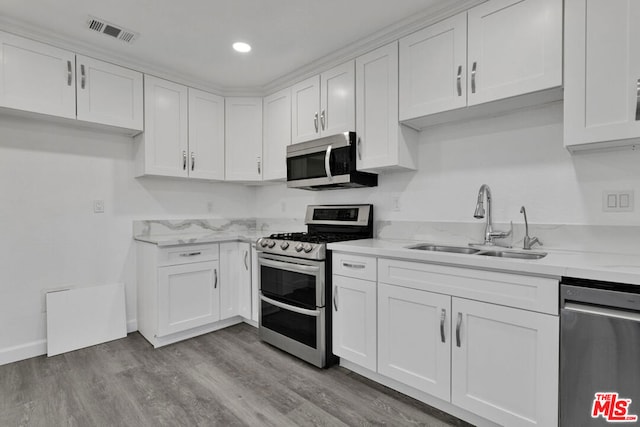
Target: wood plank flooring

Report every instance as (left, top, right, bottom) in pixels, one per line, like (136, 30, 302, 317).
(0, 323, 474, 426)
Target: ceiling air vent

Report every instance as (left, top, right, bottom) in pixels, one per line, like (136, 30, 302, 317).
(86, 16, 138, 44)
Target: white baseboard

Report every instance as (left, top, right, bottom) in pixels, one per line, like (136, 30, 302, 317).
(0, 339, 47, 366)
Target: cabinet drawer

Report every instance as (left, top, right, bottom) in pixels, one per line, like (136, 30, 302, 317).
(158, 244, 219, 266)
(333, 253, 377, 281)
(378, 258, 559, 315)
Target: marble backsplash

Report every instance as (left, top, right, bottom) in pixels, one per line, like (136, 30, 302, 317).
(133, 218, 639, 256)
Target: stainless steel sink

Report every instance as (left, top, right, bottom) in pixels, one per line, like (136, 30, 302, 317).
(405, 243, 547, 260)
(479, 250, 547, 260)
(405, 244, 482, 254)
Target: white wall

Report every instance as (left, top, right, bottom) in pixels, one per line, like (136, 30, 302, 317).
(0, 114, 255, 363)
(257, 103, 640, 226)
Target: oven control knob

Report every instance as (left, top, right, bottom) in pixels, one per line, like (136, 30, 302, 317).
(259, 239, 269, 248)
(280, 241, 289, 250)
(303, 243, 313, 253)
(295, 243, 304, 252)
(267, 240, 276, 248)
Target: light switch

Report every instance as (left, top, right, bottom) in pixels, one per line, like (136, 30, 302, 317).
(619, 194, 630, 209)
(603, 190, 634, 212)
(607, 194, 617, 208)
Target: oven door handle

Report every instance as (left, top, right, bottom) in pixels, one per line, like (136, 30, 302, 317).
(259, 257, 321, 275)
(260, 294, 320, 317)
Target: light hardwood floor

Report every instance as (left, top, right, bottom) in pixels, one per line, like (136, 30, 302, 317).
(0, 323, 473, 426)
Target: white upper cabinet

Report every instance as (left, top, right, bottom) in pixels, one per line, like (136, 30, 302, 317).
(262, 87, 291, 181)
(0, 31, 75, 119)
(291, 61, 355, 144)
(467, 0, 562, 106)
(400, 0, 562, 125)
(0, 31, 143, 133)
(76, 55, 143, 131)
(399, 13, 467, 120)
(357, 41, 417, 172)
(188, 88, 225, 180)
(564, 0, 640, 151)
(136, 75, 189, 178)
(225, 97, 263, 181)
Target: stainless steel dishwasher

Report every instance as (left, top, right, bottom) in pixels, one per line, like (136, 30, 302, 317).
(560, 277, 640, 426)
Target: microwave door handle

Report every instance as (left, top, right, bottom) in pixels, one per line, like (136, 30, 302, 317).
(324, 144, 333, 181)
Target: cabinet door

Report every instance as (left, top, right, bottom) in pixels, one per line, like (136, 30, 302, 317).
(467, 0, 562, 106)
(220, 242, 251, 320)
(357, 41, 417, 172)
(157, 261, 220, 336)
(225, 97, 263, 181)
(188, 88, 225, 180)
(378, 284, 451, 401)
(76, 55, 143, 131)
(399, 13, 467, 120)
(0, 31, 75, 119)
(332, 275, 377, 371)
(291, 75, 320, 143)
(262, 88, 291, 181)
(237, 242, 252, 319)
(564, 0, 640, 148)
(320, 61, 355, 136)
(451, 298, 559, 427)
(142, 76, 189, 177)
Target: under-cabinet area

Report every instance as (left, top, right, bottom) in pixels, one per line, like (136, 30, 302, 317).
(332, 252, 560, 427)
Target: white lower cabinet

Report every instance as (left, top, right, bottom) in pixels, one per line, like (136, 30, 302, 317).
(332, 274, 377, 371)
(137, 240, 254, 348)
(334, 254, 559, 427)
(157, 260, 220, 336)
(377, 283, 451, 401)
(451, 298, 559, 427)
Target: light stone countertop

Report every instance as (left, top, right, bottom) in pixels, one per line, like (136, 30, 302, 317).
(328, 238, 640, 285)
(134, 232, 263, 247)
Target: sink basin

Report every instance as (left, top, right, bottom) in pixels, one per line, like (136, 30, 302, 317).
(405, 243, 547, 260)
(479, 250, 547, 260)
(405, 244, 481, 254)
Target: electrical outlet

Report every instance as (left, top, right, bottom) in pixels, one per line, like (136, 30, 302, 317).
(93, 200, 105, 213)
(603, 190, 634, 212)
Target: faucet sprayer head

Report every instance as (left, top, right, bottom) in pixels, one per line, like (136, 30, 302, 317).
(474, 201, 485, 219)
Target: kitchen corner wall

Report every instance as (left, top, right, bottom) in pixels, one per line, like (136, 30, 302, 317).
(2, 100, 639, 364)
(257, 102, 640, 228)
(0, 114, 255, 364)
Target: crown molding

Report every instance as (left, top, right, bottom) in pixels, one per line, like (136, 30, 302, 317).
(0, 0, 485, 97)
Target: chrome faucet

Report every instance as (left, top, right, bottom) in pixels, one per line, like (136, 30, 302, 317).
(473, 184, 512, 246)
(520, 206, 542, 249)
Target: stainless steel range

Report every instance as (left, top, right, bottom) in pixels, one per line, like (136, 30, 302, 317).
(256, 204, 373, 368)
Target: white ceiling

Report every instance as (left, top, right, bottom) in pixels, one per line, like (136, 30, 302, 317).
(0, 0, 459, 92)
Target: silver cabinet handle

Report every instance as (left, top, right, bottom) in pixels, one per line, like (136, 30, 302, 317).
(635, 79, 640, 121)
(257, 159, 261, 175)
(456, 65, 462, 97)
(342, 262, 365, 269)
(456, 312, 462, 347)
(80, 64, 86, 89)
(471, 62, 477, 94)
(320, 109, 326, 130)
(357, 137, 362, 160)
(214, 268, 218, 289)
(67, 60, 72, 86)
(440, 309, 446, 343)
(333, 285, 338, 311)
(314, 112, 319, 133)
(182, 151, 187, 170)
(179, 251, 202, 257)
(324, 144, 333, 181)
(191, 152, 195, 171)
(244, 251, 249, 270)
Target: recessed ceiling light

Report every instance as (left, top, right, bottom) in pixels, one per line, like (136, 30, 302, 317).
(232, 42, 252, 53)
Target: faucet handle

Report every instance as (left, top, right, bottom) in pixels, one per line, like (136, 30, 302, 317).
(489, 220, 513, 239)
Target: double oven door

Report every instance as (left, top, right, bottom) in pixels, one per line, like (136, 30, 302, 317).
(258, 252, 327, 368)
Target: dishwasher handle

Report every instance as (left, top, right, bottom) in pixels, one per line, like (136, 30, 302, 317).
(561, 283, 640, 313)
(564, 301, 640, 323)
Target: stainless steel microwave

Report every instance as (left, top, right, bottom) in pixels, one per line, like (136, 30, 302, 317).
(286, 132, 378, 190)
